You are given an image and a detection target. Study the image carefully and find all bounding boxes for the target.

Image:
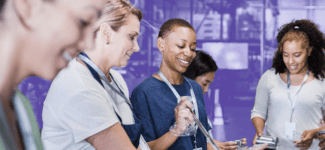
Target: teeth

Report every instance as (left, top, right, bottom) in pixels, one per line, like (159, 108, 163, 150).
(63, 52, 72, 62)
(178, 59, 189, 64)
(290, 66, 297, 69)
(127, 53, 132, 57)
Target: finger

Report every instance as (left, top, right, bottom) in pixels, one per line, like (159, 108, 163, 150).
(296, 141, 311, 148)
(295, 143, 305, 147)
(180, 97, 188, 101)
(257, 132, 264, 137)
(253, 134, 257, 145)
(224, 145, 238, 150)
(177, 110, 194, 124)
(226, 142, 237, 146)
(178, 100, 193, 110)
(253, 143, 268, 150)
(320, 141, 325, 147)
(301, 131, 308, 138)
(241, 138, 247, 144)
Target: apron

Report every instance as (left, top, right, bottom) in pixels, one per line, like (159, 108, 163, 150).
(78, 53, 149, 149)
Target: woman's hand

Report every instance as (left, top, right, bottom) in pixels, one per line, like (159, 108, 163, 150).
(251, 143, 268, 150)
(253, 132, 264, 145)
(294, 129, 319, 150)
(170, 98, 194, 135)
(215, 141, 237, 150)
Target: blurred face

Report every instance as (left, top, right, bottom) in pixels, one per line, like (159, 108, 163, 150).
(282, 40, 310, 75)
(161, 27, 197, 74)
(194, 72, 215, 95)
(30, 0, 106, 80)
(109, 14, 141, 68)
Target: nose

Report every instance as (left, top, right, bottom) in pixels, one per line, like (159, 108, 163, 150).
(77, 27, 95, 51)
(133, 40, 140, 52)
(204, 86, 209, 94)
(184, 47, 191, 56)
(288, 55, 294, 65)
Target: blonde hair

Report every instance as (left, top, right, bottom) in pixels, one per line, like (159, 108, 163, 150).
(93, 0, 142, 33)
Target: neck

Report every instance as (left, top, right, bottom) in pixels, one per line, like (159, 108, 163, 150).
(82, 50, 113, 81)
(0, 30, 29, 102)
(159, 63, 184, 85)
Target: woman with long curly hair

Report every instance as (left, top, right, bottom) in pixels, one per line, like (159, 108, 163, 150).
(251, 19, 325, 149)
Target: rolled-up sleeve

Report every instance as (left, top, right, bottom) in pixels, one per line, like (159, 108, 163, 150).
(251, 71, 270, 120)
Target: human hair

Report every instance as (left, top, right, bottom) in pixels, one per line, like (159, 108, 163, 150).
(0, 0, 6, 21)
(272, 19, 325, 80)
(93, 0, 142, 33)
(158, 18, 195, 39)
(183, 50, 218, 80)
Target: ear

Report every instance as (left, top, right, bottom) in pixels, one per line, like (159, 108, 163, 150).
(99, 23, 112, 44)
(14, 0, 41, 29)
(307, 47, 313, 56)
(157, 37, 165, 53)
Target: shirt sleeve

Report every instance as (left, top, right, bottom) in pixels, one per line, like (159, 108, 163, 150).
(58, 90, 119, 143)
(130, 87, 156, 142)
(251, 71, 270, 120)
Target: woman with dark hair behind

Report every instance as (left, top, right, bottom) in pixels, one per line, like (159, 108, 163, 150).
(251, 19, 325, 149)
(184, 50, 248, 150)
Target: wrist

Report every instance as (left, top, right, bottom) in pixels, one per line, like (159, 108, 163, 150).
(313, 128, 321, 138)
(256, 130, 264, 136)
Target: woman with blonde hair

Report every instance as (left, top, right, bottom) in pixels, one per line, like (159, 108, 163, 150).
(42, 1, 148, 149)
(0, 0, 106, 149)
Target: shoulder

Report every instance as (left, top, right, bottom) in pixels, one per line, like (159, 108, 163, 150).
(186, 78, 202, 91)
(133, 76, 161, 92)
(260, 69, 277, 80)
(46, 60, 107, 105)
(265, 68, 277, 76)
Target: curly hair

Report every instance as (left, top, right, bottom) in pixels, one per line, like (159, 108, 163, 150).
(272, 19, 325, 80)
(183, 50, 218, 80)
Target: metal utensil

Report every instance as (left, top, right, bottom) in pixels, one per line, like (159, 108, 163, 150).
(191, 111, 220, 150)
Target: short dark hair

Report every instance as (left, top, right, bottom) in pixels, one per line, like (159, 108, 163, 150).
(272, 19, 325, 80)
(158, 18, 195, 39)
(183, 50, 218, 80)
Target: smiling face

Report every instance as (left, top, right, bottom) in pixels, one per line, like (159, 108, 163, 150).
(108, 14, 140, 68)
(160, 27, 197, 74)
(194, 71, 215, 95)
(282, 40, 311, 75)
(28, 0, 105, 80)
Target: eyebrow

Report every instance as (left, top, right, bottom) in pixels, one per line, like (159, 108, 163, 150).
(85, 6, 102, 19)
(180, 39, 197, 44)
(283, 52, 302, 54)
(205, 80, 211, 83)
(131, 32, 139, 36)
(97, 10, 102, 18)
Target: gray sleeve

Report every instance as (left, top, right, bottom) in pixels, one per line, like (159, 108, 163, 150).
(251, 71, 270, 120)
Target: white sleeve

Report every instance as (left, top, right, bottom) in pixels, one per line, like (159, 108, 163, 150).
(58, 89, 119, 143)
(251, 71, 270, 120)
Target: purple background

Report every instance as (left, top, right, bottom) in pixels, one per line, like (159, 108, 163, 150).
(18, 0, 325, 147)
